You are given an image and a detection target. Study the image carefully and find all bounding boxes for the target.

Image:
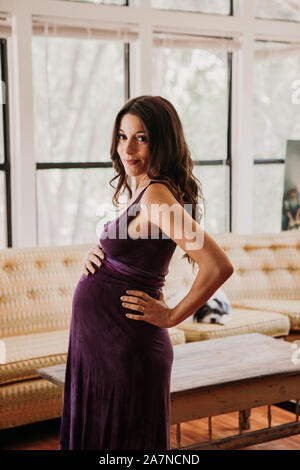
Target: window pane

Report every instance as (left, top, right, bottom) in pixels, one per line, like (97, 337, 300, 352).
(193, 164, 229, 234)
(0, 46, 4, 164)
(153, 45, 229, 160)
(152, 0, 231, 15)
(56, 0, 127, 5)
(32, 36, 125, 163)
(0, 106, 4, 163)
(253, 164, 285, 233)
(253, 41, 300, 159)
(255, 0, 300, 22)
(36, 168, 119, 246)
(0, 171, 6, 247)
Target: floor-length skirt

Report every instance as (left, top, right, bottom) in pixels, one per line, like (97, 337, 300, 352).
(59, 258, 174, 450)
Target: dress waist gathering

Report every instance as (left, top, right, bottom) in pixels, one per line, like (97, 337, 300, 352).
(100, 253, 166, 290)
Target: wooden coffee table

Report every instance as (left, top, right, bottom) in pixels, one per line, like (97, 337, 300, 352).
(36, 333, 300, 450)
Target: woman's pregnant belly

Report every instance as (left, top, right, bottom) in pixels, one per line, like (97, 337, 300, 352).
(70, 266, 173, 383)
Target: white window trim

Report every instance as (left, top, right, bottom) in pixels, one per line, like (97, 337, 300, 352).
(1, 0, 300, 245)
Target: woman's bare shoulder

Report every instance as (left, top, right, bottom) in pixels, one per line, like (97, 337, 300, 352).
(142, 181, 180, 206)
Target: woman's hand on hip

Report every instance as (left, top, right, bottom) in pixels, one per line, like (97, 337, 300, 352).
(83, 244, 105, 276)
(120, 290, 173, 328)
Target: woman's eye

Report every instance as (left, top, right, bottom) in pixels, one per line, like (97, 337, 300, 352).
(118, 134, 147, 142)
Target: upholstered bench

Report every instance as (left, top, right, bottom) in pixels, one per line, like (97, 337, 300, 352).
(164, 232, 298, 342)
(230, 299, 300, 330)
(213, 231, 300, 332)
(174, 308, 290, 342)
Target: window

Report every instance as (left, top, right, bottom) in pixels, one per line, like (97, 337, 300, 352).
(0, 78, 5, 247)
(255, 0, 300, 22)
(194, 164, 229, 233)
(36, 168, 116, 245)
(253, 41, 300, 159)
(0, 172, 5, 248)
(152, 34, 232, 233)
(253, 40, 300, 232)
(0, 39, 11, 248)
(152, 0, 231, 15)
(32, 32, 127, 245)
(253, 164, 284, 233)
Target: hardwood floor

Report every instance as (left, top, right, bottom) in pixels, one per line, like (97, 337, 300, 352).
(0, 405, 299, 450)
(170, 405, 300, 450)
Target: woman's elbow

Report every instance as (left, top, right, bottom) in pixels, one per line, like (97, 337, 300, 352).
(219, 261, 234, 280)
(226, 263, 234, 278)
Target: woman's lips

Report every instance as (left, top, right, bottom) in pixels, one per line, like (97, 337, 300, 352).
(125, 160, 139, 165)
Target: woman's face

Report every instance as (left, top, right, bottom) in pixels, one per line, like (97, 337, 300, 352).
(117, 113, 151, 177)
(291, 190, 297, 199)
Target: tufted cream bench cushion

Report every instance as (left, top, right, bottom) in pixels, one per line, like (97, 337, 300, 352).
(0, 379, 63, 430)
(213, 231, 300, 331)
(229, 299, 300, 330)
(174, 308, 290, 342)
(165, 230, 300, 338)
(0, 245, 86, 338)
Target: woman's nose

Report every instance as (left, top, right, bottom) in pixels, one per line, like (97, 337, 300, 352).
(125, 138, 136, 154)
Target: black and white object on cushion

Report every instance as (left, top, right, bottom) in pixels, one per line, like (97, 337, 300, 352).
(193, 288, 231, 325)
(166, 287, 231, 325)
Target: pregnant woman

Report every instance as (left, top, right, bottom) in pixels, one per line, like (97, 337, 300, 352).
(59, 95, 234, 450)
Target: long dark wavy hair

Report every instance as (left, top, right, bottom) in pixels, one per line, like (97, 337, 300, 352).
(109, 95, 206, 267)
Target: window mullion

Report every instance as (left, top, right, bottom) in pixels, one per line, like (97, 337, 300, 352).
(231, 0, 255, 234)
(0, 39, 12, 247)
(9, 3, 37, 247)
(133, 0, 152, 95)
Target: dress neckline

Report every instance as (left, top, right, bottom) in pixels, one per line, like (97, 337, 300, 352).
(117, 181, 154, 220)
(105, 180, 179, 230)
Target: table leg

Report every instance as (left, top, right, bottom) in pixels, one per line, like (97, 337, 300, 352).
(239, 409, 251, 431)
(208, 416, 213, 440)
(268, 405, 272, 427)
(176, 423, 181, 448)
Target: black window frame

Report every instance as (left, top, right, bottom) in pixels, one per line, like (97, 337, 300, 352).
(0, 38, 12, 248)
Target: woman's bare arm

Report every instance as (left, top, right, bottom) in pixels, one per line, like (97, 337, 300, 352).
(140, 183, 234, 327)
(167, 234, 233, 327)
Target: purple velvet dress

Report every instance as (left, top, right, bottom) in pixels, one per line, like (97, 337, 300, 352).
(59, 180, 180, 450)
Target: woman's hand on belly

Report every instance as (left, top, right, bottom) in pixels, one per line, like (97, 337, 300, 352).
(120, 290, 173, 328)
(83, 244, 105, 276)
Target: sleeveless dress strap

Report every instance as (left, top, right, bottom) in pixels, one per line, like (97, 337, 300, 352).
(135, 180, 180, 204)
(133, 181, 153, 204)
(119, 180, 180, 221)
